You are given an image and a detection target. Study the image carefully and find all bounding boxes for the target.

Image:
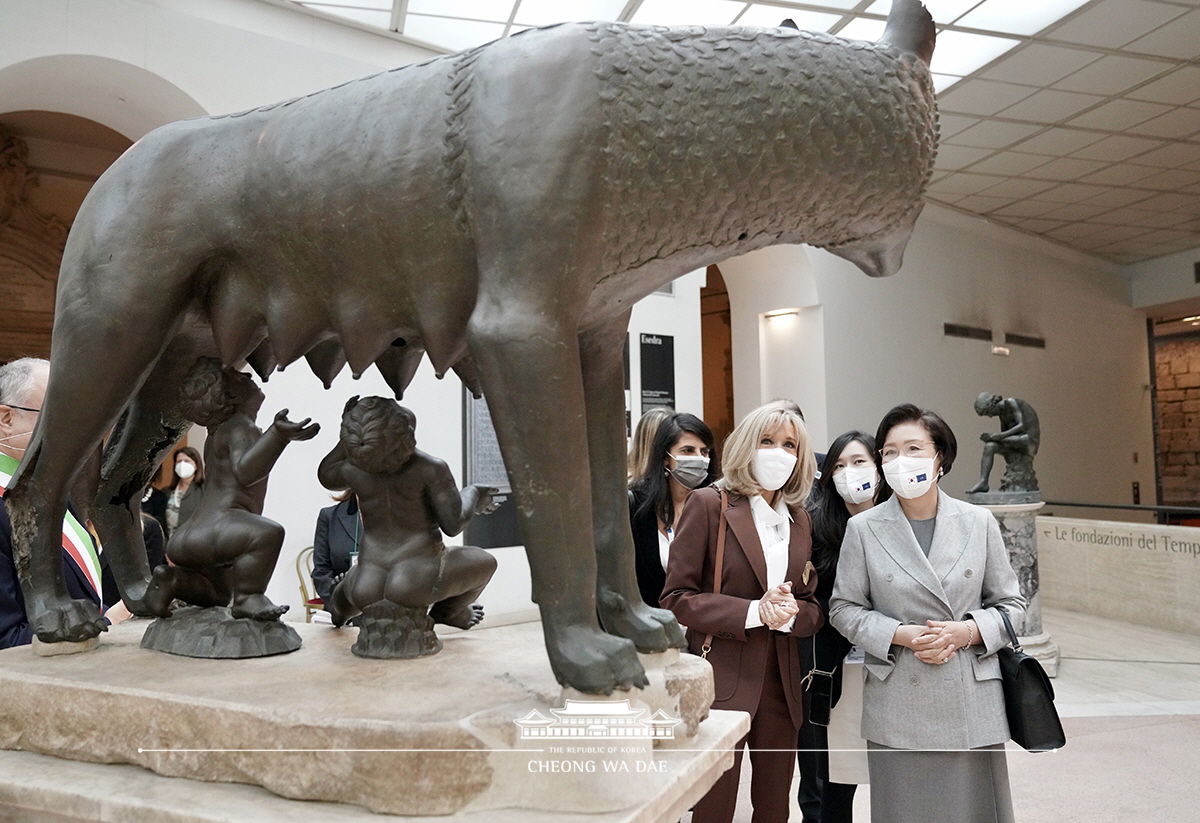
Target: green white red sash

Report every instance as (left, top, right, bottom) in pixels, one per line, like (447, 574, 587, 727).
(0, 452, 103, 600)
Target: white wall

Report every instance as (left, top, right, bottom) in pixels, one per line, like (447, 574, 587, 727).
(808, 205, 1156, 509)
(705, 205, 1155, 511)
(0, 0, 440, 139)
(717, 245, 828, 448)
(1128, 244, 1200, 311)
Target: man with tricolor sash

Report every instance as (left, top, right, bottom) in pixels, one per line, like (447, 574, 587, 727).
(0, 357, 105, 649)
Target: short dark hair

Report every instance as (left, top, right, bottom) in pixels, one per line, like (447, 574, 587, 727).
(874, 404, 957, 503)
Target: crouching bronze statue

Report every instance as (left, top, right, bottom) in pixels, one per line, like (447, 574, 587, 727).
(320, 396, 497, 658)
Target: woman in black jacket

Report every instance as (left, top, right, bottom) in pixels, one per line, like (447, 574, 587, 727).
(798, 430, 878, 823)
(627, 412, 718, 607)
(311, 490, 361, 604)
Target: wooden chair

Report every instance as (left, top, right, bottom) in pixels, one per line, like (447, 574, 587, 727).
(296, 546, 324, 622)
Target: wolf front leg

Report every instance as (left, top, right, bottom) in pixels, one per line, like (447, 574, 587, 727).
(579, 314, 685, 652)
(468, 310, 647, 694)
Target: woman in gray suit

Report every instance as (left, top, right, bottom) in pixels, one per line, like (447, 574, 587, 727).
(829, 404, 1025, 823)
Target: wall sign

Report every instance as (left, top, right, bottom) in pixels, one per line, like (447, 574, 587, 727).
(639, 333, 675, 414)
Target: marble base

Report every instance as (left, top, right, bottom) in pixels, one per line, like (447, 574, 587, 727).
(1019, 631, 1061, 678)
(31, 635, 99, 656)
(966, 490, 1042, 506)
(0, 617, 743, 817)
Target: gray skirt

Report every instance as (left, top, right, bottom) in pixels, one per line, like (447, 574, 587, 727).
(867, 741, 1015, 823)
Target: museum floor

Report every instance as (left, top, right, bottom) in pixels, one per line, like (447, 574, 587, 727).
(712, 606, 1200, 823)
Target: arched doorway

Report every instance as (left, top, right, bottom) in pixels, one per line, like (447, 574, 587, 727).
(701, 264, 735, 451)
(0, 112, 132, 362)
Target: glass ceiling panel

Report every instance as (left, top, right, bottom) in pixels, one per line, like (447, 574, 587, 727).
(304, 0, 391, 8)
(300, 3, 392, 28)
(866, 1, 984, 25)
(932, 29, 1021, 76)
(955, 0, 1093, 36)
(515, 0, 627, 26)
(836, 17, 888, 41)
(737, 6, 844, 31)
(272, 1, 1107, 63)
(631, 0, 747, 26)
(404, 14, 506, 50)
(407, 0, 513, 22)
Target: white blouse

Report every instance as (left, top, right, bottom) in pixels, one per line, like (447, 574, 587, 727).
(744, 494, 795, 632)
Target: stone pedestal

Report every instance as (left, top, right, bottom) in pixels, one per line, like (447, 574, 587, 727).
(966, 492, 1061, 677)
(0, 618, 747, 819)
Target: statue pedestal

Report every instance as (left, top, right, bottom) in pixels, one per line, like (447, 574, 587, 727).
(966, 493, 1061, 677)
(0, 618, 746, 820)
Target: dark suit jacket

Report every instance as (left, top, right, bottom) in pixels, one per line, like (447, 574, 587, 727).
(0, 499, 102, 649)
(629, 487, 666, 608)
(312, 497, 360, 603)
(661, 486, 824, 728)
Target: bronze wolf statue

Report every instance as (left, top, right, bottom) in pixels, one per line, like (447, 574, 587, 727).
(8, 0, 936, 693)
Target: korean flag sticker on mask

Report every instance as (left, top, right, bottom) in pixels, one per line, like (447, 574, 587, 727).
(834, 464, 878, 505)
(883, 454, 936, 499)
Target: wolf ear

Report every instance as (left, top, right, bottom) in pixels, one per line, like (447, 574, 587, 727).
(780, 18, 799, 30)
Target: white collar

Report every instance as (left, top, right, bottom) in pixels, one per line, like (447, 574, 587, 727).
(749, 493, 792, 526)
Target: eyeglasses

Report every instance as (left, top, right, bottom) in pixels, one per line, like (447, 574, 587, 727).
(879, 440, 934, 461)
(3, 404, 40, 414)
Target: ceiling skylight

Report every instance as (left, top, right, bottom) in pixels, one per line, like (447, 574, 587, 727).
(286, 1, 1103, 59)
(932, 30, 1021, 76)
(736, 6, 844, 31)
(955, 0, 1093, 36)
(631, 0, 746, 26)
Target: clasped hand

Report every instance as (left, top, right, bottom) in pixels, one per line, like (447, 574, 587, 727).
(758, 582, 797, 631)
(896, 619, 974, 665)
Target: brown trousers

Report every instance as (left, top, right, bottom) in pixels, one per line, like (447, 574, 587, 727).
(693, 647, 798, 823)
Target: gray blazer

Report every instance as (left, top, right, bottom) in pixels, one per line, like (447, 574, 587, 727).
(829, 490, 1025, 750)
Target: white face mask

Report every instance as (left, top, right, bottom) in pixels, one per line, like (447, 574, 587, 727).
(753, 447, 798, 492)
(834, 464, 878, 505)
(175, 462, 196, 480)
(0, 431, 32, 453)
(882, 454, 938, 499)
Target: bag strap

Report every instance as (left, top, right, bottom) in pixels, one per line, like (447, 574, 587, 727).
(701, 488, 729, 660)
(997, 606, 1022, 653)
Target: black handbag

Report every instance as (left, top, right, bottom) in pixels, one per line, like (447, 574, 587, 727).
(996, 607, 1065, 752)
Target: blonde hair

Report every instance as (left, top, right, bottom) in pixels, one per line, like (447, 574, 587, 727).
(627, 406, 675, 481)
(718, 402, 816, 509)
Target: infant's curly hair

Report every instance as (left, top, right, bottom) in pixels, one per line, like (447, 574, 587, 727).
(178, 357, 242, 427)
(340, 395, 417, 475)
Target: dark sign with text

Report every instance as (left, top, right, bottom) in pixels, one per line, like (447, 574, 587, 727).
(640, 333, 675, 414)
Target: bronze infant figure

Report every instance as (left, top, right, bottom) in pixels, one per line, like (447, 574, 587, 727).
(145, 357, 319, 620)
(319, 396, 497, 658)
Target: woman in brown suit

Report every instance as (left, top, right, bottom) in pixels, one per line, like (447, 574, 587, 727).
(662, 402, 825, 823)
